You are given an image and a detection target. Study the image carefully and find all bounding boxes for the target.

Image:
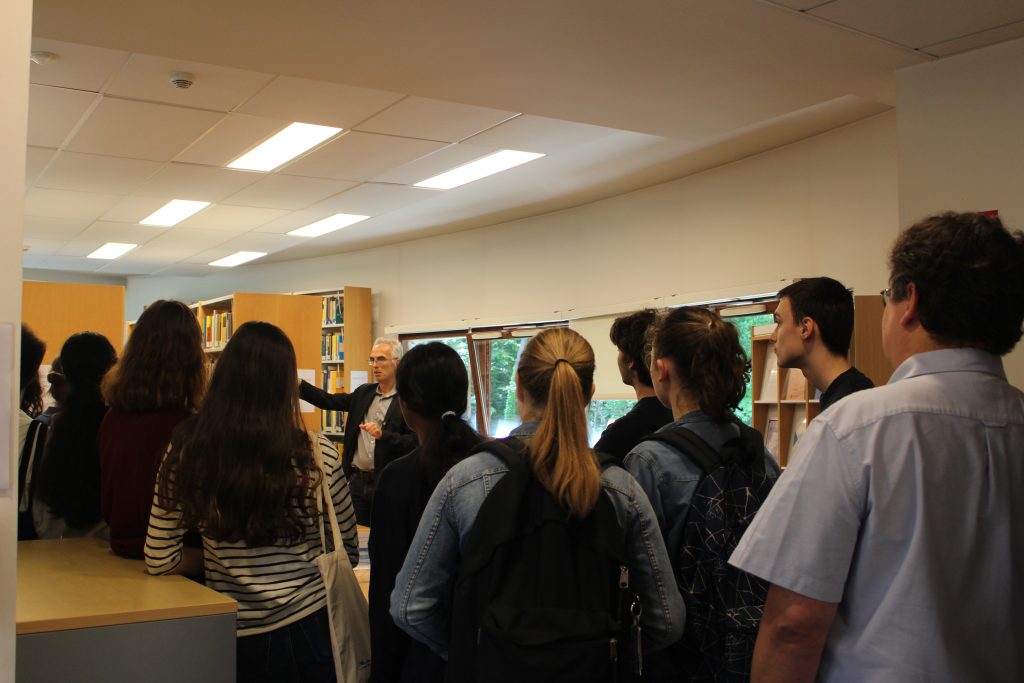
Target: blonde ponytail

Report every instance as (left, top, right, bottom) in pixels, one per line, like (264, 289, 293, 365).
(517, 329, 602, 518)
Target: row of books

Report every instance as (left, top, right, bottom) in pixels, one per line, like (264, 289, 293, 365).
(202, 311, 232, 348)
(321, 409, 344, 433)
(322, 295, 344, 326)
(320, 369, 345, 433)
(322, 331, 344, 360)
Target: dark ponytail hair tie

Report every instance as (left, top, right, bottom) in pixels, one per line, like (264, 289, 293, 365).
(554, 358, 572, 367)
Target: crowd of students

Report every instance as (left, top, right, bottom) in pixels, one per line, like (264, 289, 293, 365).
(15, 210, 1024, 683)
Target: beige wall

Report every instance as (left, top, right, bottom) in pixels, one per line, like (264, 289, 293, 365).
(126, 111, 900, 340)
(3, 0, 33, 678)
(897, 37, 1024, 387)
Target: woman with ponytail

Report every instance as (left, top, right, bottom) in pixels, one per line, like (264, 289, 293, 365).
(390, 328, 685, 673)
(369, 342, 483, 683)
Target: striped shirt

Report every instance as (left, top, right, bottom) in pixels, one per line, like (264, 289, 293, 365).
(145, 434, 359, 635)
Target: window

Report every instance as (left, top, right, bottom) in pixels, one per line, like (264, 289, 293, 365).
(720, 309, 776, 425)
(405, 334, 478, 428)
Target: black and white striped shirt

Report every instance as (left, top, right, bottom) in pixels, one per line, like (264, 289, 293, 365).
(145, 434, 359, 636)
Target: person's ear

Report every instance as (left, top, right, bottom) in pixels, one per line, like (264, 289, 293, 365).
(899, 282, 921, 329)
(799, 317, 815, 341)
(653, 357, 671, 384)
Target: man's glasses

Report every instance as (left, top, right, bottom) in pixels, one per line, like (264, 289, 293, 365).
(880, 287, 892, 306)
(368, 356, 393, 366)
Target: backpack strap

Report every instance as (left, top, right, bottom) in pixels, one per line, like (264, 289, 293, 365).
(641, 426, 722, 476)
(467, 435, 529, 467)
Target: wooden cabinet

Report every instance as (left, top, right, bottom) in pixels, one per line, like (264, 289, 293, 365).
(751, 294, 891, 467)
(22, 281, 125, 361)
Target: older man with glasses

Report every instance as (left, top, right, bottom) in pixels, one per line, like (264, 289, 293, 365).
(300, 337, 416, 526)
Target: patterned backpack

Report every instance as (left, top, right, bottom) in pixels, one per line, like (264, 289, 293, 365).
(640, 422, 774, 682)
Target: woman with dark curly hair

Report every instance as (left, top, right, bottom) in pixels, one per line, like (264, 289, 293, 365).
(99, 300, 207, 558)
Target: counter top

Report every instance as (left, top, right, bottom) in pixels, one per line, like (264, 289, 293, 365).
(17, 537, 236, 635)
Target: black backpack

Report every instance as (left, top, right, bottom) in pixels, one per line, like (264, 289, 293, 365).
(447, 437, 639, 683)
(18, 418, 49, 541)
(640, 422, 774, 682)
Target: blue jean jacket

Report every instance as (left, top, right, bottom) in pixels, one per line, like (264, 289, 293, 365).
(390, 449, 686, 659)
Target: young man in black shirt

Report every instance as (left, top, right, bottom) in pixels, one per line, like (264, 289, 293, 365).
(594, 309, 674, 461)
(772, 277, 875, 412)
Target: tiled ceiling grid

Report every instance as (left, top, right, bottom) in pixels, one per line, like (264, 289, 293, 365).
(23, 40, 530, 275)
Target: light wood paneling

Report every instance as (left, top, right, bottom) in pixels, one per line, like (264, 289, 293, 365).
(22, 280, 124, 362)
(854, 295, 893, 386)
(342, 286, 373, 394)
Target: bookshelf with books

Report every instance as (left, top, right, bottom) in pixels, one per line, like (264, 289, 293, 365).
(193, 292, 322, 431)
(301, 286, 372, 439)
(750, 294, 891, 467)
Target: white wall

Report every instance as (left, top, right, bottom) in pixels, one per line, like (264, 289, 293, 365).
(127, 112, 900, 335)
(897, 37, 1024, 387)
(3, 0, 33, 678)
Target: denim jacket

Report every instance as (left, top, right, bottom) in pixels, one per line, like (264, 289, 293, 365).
(623, 410, 781, 563)
(390, 449, 686, 658)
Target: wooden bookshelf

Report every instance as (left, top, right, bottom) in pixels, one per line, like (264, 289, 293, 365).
(300, 286, 372, 438)
(192, 292, 322, 431)
(22, 281, 125, 362)
(750, 294, 890, 467)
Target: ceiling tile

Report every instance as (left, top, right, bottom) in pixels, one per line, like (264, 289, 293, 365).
(236, 76, 404, 128)
(96, 259, 173, 275)
(373, 143, 500, 185)
(23, 238, 68, 257)
(71, 220, 167, 245)
(221, 174, 358, 210)
(24, 188, 124, 220)
(39, 255, 106, 273)
(177, 205, 289, 232)
(139, 227, 235, 253)
(811, 0, 1024, 49)
(356, 96, 516, 142)
(282, 131, 446, 181)
(22, 254, 53, 269)
(35, 152, 164, 194)
(186, 231, 296, 263)
(309, 183, 437, 216)
(153, 263, 220, 277)
(133, 163, 261, 201)
(65, 97, 225, 161)
(29, 38, 129, 91)
(22, 215, 92, 241)
(28, 85, 99, 148)
(105, 53, 274, 111)
(174, 113, 289, 166)
(101, 196, 184, 223)
(922, 19, 1024, 56)
(464, 114, 618, 153)
(25, 147, 58, 185)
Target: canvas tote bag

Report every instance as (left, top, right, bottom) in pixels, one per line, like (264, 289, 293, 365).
(313, 444, 372, 683)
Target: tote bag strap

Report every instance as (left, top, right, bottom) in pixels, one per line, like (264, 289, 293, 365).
(309, 433, 348, 567)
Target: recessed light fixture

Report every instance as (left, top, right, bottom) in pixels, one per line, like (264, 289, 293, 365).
(140, 199, 211, 227)
(288, 213, 371, 237)
(88, 242, 137, 260)
(209, 251, 267, 268)
(227, 122, 343, 172)
(414, 149, 545, 190)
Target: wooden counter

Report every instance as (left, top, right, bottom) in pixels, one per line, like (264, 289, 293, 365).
(16, 538, 236, 683)
(17, 537, 235, 633)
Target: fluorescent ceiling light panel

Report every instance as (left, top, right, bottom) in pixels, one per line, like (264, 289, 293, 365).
(288, 213, 371, 237)
(87, 242, 137, 260)
(209, 251, 267, 268)
(140, 199, 211, 227)
(415, 149, 545, 190)
(227, 122, 343, 172)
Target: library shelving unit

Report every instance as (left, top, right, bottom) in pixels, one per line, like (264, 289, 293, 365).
(299, 286, 372, 439)
(22, 281, 125, 362)
(750, 294, 891, 467)
(193, 292, 322, 431)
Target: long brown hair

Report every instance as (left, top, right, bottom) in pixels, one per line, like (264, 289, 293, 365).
(157, 322, 320, 546)
(650, 307, 750, 421)
(516, 328, 601, 519)
(103, 300, 207, 412)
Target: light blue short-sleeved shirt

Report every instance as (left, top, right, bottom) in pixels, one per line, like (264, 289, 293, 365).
(730, 348, 1024, 683)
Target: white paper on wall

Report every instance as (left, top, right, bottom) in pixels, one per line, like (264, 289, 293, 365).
(0, 322, 13, 493)
(350, 370, 369, 390)
(298, 369, 316, 413)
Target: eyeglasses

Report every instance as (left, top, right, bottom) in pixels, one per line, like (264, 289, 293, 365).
(880, 287, 892, 306)
(368, 356, 393, 366)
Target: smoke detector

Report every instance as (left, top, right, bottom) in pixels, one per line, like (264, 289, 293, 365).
(30, 51, 58, 65)
(169, 72, 195, 89)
